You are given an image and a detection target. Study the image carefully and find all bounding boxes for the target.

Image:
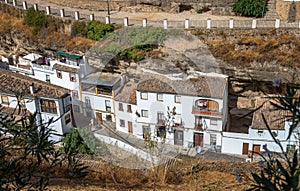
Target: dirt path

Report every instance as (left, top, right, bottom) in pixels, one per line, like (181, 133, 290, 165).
(23, 0, 253, 21)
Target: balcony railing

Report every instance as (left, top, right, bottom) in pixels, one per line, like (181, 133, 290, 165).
(192, 106, 222, 117)
(32, 63, 53, 71)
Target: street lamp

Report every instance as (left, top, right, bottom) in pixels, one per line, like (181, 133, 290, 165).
(106, 0, 110, 15)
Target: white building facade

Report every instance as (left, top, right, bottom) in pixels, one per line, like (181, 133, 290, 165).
(0, 69, 73, 142)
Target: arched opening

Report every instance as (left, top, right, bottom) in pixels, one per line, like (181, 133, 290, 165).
(194, 99, 219, 112)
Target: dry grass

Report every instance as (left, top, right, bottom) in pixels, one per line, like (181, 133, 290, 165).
(203, 29, 300, 68)
(44, 157, 257, 191)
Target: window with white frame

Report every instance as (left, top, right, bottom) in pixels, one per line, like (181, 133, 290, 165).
(127, 105, 132, 113)
(210, 119, 218, 126)
(56, 70, 62, 79)
(46, 74, 50, 83)
(140, 92, 148, 100)
(69, 73, 76, 82)
(157, 93, 163, 101)
(40, 99, 57, 114)
(65, 113, 71, 124)
(105, 100, 111, 112)
(210, 134, 217, 146)
(119, 103, 123, 111)
(85, 97, 91, 108)
(141, 110, 148, 118)
(120, 119, 125, 127)
(175, 95, 181, 103)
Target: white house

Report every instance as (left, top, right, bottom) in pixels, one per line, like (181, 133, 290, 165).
(0, 68, 73, 142)
(114, 69, 228, 149)
(80, 72, 124, 123)
(222, 99, 298, 156)
(2, 52, 90, 116)
(115, 79, 138, 135)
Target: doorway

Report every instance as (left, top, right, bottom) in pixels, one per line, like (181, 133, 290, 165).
(194, 133, 203, 147)
(96, 112, 102, 123)
(128, 121, 133, 134)
(242, 143, 249, 155)
(174, 130, 183, 145)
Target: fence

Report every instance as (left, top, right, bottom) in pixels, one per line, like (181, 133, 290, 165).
(2, 0, 300, 29)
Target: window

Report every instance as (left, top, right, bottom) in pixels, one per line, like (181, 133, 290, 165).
(56, 70, 62, 79)
(119, 103, 123, 111)
(72, 90, 79, 99)
(46, 74, 50, 83)
(73, 105, 80, 113)
(127, 105, 132, 113)
(65, 113, 71, 124)
(157, 112, 164, 124)
(69, 73, 76, 82)
(85, 97, 91, 108)
(40, 99, 57, 114)
(105, 100, 111, 112)
(141, 110, 148, 118)
(210, 134, 217, 146)
(140, 92, 148, 100)
(175, 95, 181, 103)
(157, 126, 166, 138)
(120, 119, 125, 127)
(210, 119, 218, 126)
(63, 96, 72, 113)
(1, 96, 9, 105)
(86, 110, 93, 118)
(143, 125, 150, 138)
(157, 93, 163, 101)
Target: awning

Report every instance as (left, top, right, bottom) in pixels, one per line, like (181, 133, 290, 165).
(56, 51, 82, 59)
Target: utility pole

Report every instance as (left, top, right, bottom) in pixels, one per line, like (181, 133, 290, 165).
(106, 0, 110, 15)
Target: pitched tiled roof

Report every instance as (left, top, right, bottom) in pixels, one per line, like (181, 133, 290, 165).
(53, 63, 79, 73)
(0, 69, 69, 99)
(137, 74, 227, 99)
(114, 80, 137, 104)
(251, 98, 286, 130)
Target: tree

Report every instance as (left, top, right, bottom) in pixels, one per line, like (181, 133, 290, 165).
(233, 0, 268, 18)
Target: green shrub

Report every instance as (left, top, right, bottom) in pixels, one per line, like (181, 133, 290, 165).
(72, 21, 87, 37)
(87, 20, 114, 41)
(24, 7, 49, 34)
(233, 0, 268, 18)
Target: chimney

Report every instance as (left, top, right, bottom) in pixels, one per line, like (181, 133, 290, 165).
(29, 83, 34, 94)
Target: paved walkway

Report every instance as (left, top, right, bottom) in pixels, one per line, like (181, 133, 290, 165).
(3, 0, 300, 29)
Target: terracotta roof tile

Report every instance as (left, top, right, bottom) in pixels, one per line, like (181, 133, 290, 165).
(115, 80, 137, 104)
(137, 74, 227, 99)
(251, 98, 286, 130)
(0, 69, 69, 99)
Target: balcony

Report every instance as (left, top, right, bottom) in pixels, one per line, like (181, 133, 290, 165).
(32, 63, 53, 71)
(9, 64, 33, 74)
(195, 123, 204, 131)
(192, 106, 222, 117)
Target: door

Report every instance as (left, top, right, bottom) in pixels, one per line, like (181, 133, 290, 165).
(96, 112, 102, 123)
(174, 130, 183, 145)
(128, 121, 133, 134)
(242, 143, 249, 155)
(194, 133, 203, 147)
(252, 144, 261, 156)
